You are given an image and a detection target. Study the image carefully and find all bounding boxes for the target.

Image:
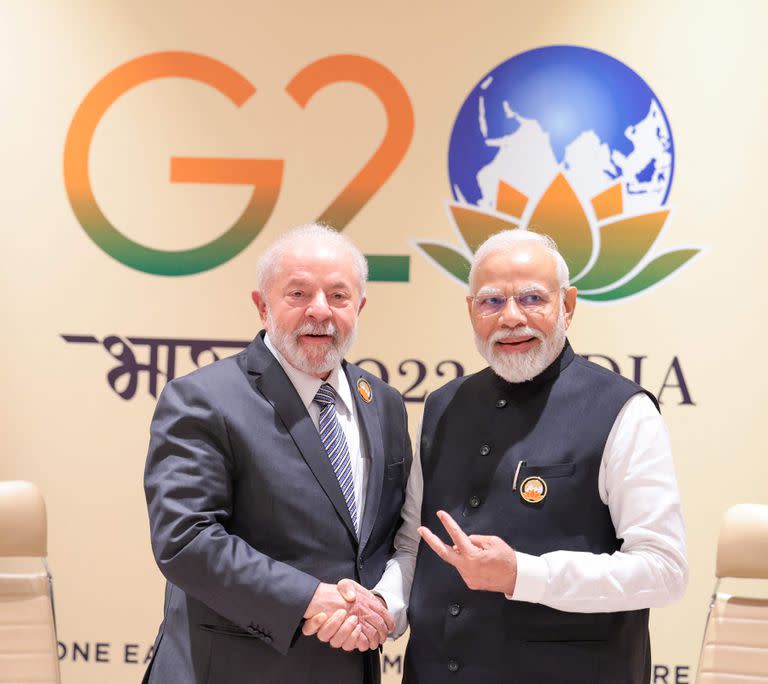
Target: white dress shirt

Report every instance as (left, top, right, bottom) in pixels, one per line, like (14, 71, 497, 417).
(264, 334, 368, 530)
(374, 392, 688, 637)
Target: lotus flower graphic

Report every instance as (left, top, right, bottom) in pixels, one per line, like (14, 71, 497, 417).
(417, 172, 700, 301)
(417, 46, 702, 302)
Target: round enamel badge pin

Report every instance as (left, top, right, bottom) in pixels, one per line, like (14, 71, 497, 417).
(520, 476, 547, 503)
(357, 378, 373, 403)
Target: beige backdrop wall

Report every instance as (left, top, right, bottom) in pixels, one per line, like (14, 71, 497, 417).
(3, 2, 767, 682)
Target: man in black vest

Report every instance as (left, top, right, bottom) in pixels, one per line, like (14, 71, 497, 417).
(375, 230, 687, 683)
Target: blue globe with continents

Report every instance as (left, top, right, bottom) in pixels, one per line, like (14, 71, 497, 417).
(448, 45, 674, 218)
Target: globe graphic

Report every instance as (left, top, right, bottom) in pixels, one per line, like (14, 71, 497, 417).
(448, 46, 674, 218)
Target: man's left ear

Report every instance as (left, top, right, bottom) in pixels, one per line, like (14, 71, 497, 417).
(357, 296, 367, 315)
(563, 287, 577, 329)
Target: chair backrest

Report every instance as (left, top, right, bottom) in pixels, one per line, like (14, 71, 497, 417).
(696, 503, 768, 683)
(716, 504, 768, 580)
(0, 481, 61, 684)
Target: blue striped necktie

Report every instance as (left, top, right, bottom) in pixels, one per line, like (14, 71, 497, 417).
(313, 383, 358, 534)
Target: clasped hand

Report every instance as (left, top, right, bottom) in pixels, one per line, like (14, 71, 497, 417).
(302, 579, 394, 651)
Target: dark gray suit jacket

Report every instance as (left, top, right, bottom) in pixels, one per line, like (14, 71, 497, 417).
(143, 332, 411, 683)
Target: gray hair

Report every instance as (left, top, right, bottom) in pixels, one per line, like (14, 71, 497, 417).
(468, 229, 570, 293)
(256, 223, 368, 296)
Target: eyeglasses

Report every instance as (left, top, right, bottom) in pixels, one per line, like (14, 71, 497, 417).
(469, 287, 563, 317)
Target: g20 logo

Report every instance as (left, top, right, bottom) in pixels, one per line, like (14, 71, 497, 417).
(63, 52, 413, 279)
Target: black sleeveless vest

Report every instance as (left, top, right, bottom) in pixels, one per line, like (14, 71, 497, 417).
(404, 341, 658, 684)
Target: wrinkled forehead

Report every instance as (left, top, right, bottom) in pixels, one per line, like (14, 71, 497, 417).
(472, 245, 560, 292)
(272, 239, 359, 286)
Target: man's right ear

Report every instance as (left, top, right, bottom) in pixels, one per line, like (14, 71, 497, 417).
(251, 291, 268, 325)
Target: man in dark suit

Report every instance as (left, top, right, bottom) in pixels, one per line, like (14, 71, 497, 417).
(142, 224, 410, 683)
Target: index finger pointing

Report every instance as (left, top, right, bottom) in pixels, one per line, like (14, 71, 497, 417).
(418, 525, 458, 566)
(436, 510, 474, 555)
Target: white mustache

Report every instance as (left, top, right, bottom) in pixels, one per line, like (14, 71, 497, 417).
(490, 327, 544, 343)
(294, 321, 338, 338)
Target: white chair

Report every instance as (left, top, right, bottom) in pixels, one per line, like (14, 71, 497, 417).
(696, 503, 768, 683)
(0, 481, 60, 684)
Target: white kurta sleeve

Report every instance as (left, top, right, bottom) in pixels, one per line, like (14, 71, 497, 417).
(509, 393, 688, 612)
(373, 420, 424, 638)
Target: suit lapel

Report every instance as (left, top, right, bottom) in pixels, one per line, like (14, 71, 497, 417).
(346, 364, 385, 553)
(247, 335, 357, 541)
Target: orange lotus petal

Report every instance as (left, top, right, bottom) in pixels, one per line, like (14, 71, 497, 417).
(528, 173, 592, 276)
(591, 183, 623, 220)
(496, 180, 528, 218)
(572, 210, 669, 290)
(449, 204, 518, 253)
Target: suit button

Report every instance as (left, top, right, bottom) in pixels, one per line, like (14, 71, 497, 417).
(448, 659, 459, 672)
(448, 603, 461, 616)
(479, 444, 491, 456)
(469, 495, 480, 508)
(496, 398, 507, 408)
(264, 636, 273, 644)
(247, 626, 256, 633)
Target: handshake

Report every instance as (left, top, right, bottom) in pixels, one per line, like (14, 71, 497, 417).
(302, 579, 395, 652)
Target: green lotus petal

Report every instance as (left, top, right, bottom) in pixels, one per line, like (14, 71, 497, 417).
(579, 249, 699, 301)
(416, 242, 471, 283)
(572, 211, 669, 289)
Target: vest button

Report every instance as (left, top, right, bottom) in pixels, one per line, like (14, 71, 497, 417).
(469, 495, 480, 508)
(480, 444, 491, 456)
(496, 398, 507, 408)
(448, 659, 460, 672)
(448, 603, 461, 616)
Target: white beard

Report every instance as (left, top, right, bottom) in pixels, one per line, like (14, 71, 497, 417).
(267, 310, 356, 376)
(474, 307, 567, 383)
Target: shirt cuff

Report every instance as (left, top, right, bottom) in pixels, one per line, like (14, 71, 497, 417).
(504, 552, 548, 603)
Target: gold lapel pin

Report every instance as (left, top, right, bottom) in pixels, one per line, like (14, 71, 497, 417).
(357, 378, 373, 403)
(520, 476, 547, 503)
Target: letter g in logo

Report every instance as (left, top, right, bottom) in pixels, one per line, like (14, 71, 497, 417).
(63, 52, 282, 276)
